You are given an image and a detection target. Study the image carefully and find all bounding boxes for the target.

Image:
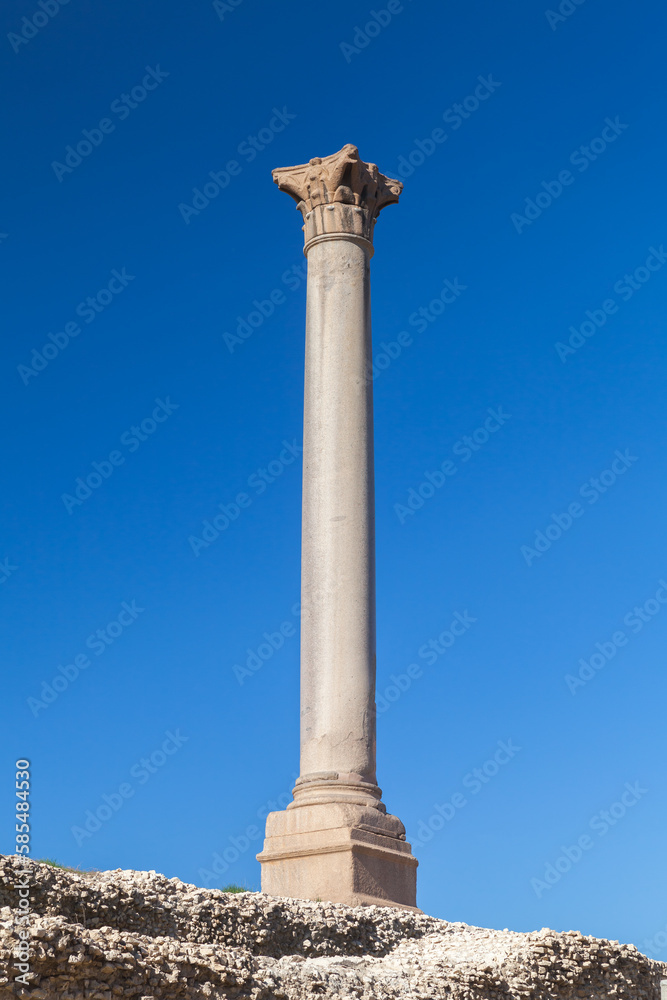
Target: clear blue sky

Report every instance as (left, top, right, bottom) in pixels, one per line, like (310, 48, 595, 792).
(2, 0, 666, 956)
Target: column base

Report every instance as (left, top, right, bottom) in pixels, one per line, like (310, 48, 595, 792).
(257, 800, 419, 910)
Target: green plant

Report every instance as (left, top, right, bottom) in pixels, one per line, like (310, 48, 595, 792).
(220, 883, 251, 893)
(35, 859, 97, 874)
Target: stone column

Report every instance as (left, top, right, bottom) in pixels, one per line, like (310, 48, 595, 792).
(257, 145, 418, 910)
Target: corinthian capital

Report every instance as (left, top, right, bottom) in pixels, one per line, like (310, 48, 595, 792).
(272, 143, 403, 246)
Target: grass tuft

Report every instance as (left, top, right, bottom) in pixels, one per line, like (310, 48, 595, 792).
(35, 858, 97, 874)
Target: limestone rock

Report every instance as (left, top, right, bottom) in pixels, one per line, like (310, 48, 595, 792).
(0, 856, 664, 999)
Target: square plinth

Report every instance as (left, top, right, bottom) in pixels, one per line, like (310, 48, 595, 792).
(257, 802, 419, 910)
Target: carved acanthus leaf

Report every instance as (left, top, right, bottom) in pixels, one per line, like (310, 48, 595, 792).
(272, 144, 402, 221)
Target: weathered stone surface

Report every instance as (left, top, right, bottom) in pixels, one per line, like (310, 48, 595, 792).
(1, 857, 664, 999)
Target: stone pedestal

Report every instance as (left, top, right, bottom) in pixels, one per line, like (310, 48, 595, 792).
(257, 145, 418, 909)
(259, 800, 418, 910)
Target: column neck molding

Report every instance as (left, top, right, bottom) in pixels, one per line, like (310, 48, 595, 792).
(303, 232, 374, 258)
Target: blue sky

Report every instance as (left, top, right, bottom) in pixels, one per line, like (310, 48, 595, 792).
(2, 0, 667, 956)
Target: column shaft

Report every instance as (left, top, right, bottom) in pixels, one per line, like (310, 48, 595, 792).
(300, 235, 376, 784)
